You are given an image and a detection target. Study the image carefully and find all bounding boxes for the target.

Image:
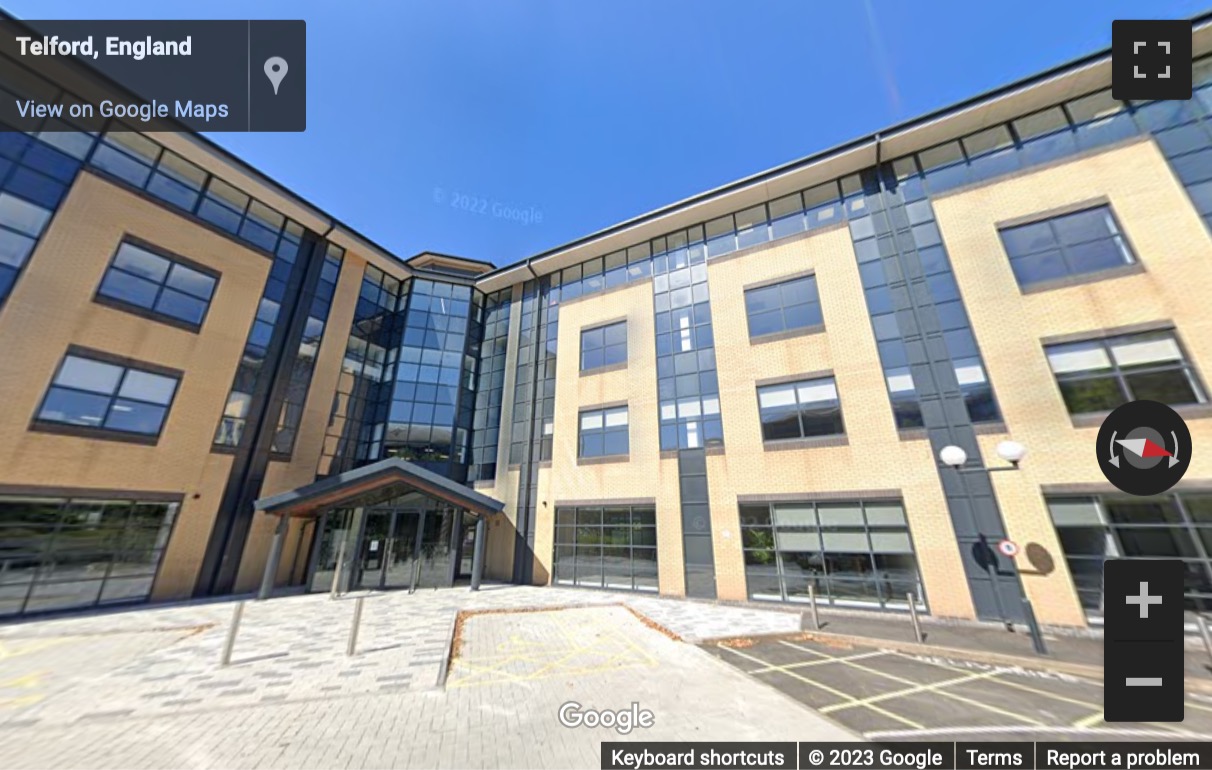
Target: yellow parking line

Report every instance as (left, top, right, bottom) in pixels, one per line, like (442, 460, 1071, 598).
(1073, 711, 1104, 728)
(0, 638, 65, 662)
(720, 644, 925, 730)
(822, 669, 1003, 714)
(448, 609, 657, 688)
(780, 641, 1043, 726)
(890, 651, 1193, 737)
(892, 651, 1104, 711)
(0, 671, 44, 710)
(748, 650, 887, 674)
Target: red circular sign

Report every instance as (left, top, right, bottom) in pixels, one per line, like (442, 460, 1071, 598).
(997, 539, 1019, 557)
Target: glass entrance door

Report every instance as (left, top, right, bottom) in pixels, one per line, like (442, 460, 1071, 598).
(457, 521, 476, 579)
(415, 507, 455, 589)
(355, 511, 393, 590)
(355, 509, 423, 592)
(383, 510, 421, 590)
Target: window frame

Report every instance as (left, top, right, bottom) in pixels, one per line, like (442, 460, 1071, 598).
(577, 404, 630, 460)
(743, 273, 825, 341)
(1048, 493, 1212, 616)
(739, 497, 925, 611)
(755, 374, 845, 444)
(32, 348, 183, 444)
(1043, 328, 1208, 418)
(552, 503, 658, 592)
(997, 203, 1138, 290)
(92, 238, 220, 332)
(579, 319, 628, 373)
(0, 493, 182, 619)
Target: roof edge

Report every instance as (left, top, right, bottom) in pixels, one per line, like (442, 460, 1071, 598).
(474, 10, 1212, 282)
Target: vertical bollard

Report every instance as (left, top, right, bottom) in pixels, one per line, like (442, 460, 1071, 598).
(1197, 614, 1212, 665)
(347, 595, 365, 657)
(808, 583, 820, 630)
(1022, 597, 1049, 655)
(907, 593, 923, 643)
(330, 539, 347, 600)
(220, 600, 245, 667)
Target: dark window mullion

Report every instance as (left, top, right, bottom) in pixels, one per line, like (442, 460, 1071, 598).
(1115, 370, 1136, 402)
(189, 172, 213, 217)
(147, 268, 172, 312)
(100, 367, 134, 427)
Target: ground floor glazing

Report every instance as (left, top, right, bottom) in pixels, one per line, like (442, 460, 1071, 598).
(306, 493, 480, 594)
(5, 484, 1212, 624)
(0, 494, 177, 618)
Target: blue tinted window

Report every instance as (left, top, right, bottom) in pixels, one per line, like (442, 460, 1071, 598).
(580, 321, 627, 371)
(999, 206, 1134, 288)
(744, 275, 822, 339)
(756, 376, 843, 441)
(579, 406, 629, 458)
(96, 241, 217, 329)
(37, 354, 179, 437)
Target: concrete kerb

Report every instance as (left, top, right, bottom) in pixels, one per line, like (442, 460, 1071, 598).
(435, 608, 459, 690)
(438, 601, 686, 689)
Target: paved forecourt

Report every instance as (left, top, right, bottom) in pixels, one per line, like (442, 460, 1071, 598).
(0, 584, 846, 769)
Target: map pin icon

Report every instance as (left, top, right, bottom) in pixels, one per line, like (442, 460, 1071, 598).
(264, 57, 288, 95)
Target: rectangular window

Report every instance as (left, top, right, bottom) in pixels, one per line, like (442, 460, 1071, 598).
(552, 504, 657, 592)
(998, 205, 1135, 288)
(0, 191, 55, 302)
(580, 320, 627, 371)
(740, 498, 923, 611)
(95, 241, 218, 329)
(1045, 329, 1206, 415)
(1048, 494, 1212, 615)
(36, 352, 180, 438)
(744, 275, 823, 338)
(757, 375, 843, 442)
(0, 495, 179, 618)
(578, 405, 629, 458)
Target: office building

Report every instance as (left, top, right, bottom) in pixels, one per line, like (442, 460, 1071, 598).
(4, 18, 1212, 628)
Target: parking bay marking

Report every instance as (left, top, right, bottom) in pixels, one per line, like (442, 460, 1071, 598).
(893, 650, 1197, 735)
(719, 644, 925, 730)
(779, 641, 1044, 727)
(821, 668, 1004, 715)
(746, 649, 887, 674)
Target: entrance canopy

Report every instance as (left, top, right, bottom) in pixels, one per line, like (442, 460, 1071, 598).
(254, 458, 505, 519)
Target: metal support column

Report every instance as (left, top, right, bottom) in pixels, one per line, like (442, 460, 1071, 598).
(257, 513, 290, 601)
(446, 508, 461, 587)
(470, 516, 487, 591)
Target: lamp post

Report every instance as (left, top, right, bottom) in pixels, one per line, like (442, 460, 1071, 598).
(936, 437, 1046, 653)
(938, 440, 1027, 473)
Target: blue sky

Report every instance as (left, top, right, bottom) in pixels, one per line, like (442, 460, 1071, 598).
(10, 1, 1212, 266)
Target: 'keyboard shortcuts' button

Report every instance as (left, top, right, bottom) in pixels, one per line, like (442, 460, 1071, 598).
(1103, 559, 1184, 722)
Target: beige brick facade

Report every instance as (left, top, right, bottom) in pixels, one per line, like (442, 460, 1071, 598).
(0, 171, 391, 603)
(8, 54, 1212, 631)
(0, 172, 268, 601)
(934, 137, 1212, 626)
(542, 281, 688, 596)
(703, 226, 973, 617)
